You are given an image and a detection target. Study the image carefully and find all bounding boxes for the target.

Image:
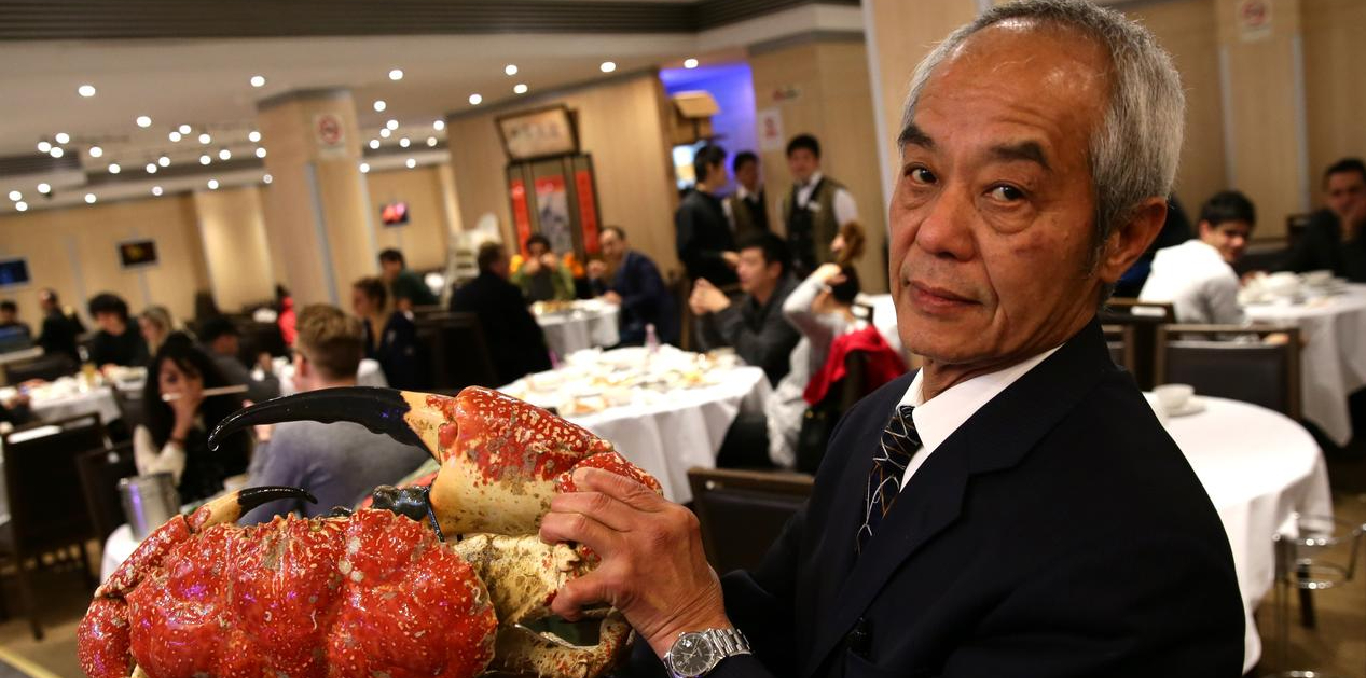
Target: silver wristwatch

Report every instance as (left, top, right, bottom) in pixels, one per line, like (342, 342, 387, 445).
(663, 628, 751, 678)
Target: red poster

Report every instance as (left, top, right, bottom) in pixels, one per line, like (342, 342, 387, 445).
(575, 170, 599, 254)
(509, 179, 531, 255)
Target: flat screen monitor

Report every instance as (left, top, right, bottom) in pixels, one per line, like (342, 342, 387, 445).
(0, 257, 30, 289)
(118, 240, 158, 269)
(381, 202, 410, 226)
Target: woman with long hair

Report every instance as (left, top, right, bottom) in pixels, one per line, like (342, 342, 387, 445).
(134, 332, 250, 502)
(352, 277, 427, 391)
(137, 306, 177, 356)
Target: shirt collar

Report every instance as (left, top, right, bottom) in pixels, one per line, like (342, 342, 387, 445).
(801, 171, 825, 189)
(898, 346, 1061, 456)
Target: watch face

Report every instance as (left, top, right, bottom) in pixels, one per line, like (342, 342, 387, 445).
(672, 632, 719, 676)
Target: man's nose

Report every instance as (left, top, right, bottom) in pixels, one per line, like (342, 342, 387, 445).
(914, 186, 977, 261)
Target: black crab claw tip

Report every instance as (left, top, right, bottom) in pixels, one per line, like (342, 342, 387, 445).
(209, 387, 427, 453)
(237, 486, 317, 512)
(370, 485, 445, 541)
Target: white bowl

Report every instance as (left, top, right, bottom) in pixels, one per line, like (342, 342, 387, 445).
(1154, 383, 1194, 412)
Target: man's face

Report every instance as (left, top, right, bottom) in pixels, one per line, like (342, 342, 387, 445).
(889, 24, 1120, 366)
(94, 311, 125, 334)
(0, 309, 13, 324)
(527, 242, 549, 259)
(1325, 170, 1366, 227)
(351, 287, 375, 317)
(735, 160, 759, 191)
(211, 334, 239, 358)
(787, 149, 818, 184)
(600, 231, 626, 262)
(1200, 220, 1252, 264)
(736, 247, 779, 296)
(39, 295, 54, 312)
(380, 259, 402, 281)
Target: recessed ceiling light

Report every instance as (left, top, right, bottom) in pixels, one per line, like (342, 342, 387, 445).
(373, 100, 387, 113)
(600, 61, 617, 73)
(505, 64, 518, 76)
(152, 186, 163, 197)
(168, 131, 182, 143)
(108, 163, 121, 174)
(250, 75, 266, 88)
(207, 179, 219, 190)
(54, 132, 70, 144)
(136, 116, 152, 128)
(146, 163, 157, 174)
(405, 158, 416, 169)
(200, 155, 211, 165)
(514, 84, 528, 94)
(78, 85, 96, 97)
(426, 136, 437, 147)
(359, 162, 371, 174)
(37, 141, 51, 153)
(262, 174, 273, 185)
(468, 93, 482, 105)
(433, 119, 445, 131)
(50, 147, 64, 158)
(256, 147, 266, 158)
(684, 58, 699, 69)
(380, 128, 391, 138)
(369, 139, 380, 149)
(388, 69, 403, 81)
(399, 137, 410, 148)
(14, 201, 27, 212)
(248, 130, 261, 143)
(84, 193, 96, 204)
(199, 133, 211, 145)
(37, 183, 50, 193)
(178, 124, 192, 134)
(158, 155, 170, 167)
(385, 119, 399, 131)
(219, 148, 232, 161)
(8, 190, 20, 201)
(89, 145, 103, 158)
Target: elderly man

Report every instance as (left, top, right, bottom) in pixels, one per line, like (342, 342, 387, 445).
(539, 2, 1245, 678)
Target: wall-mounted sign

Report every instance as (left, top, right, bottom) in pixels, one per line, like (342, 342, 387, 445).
(757, 108, 785, 151)
(771, 86, 801, 103)
(1238, 0, 1272, 42)
(314, 113, 347, 158)
(117, 239, 158, 269)
(497, 105, 580, 160)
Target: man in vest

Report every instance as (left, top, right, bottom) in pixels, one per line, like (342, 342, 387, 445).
(782, 133, 858, 276)
(725, 151, 770, 239)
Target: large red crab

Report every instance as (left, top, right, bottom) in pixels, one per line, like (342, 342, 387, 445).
(78, 386, 659, 678)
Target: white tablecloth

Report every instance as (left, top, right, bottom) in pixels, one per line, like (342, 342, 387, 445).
(1246, 284, 1366, 446)
(266, 357, 388, 395)
(0, 378, 122, 425)
(534, 301, 621, 359)
(1161, 395, 1332, 673)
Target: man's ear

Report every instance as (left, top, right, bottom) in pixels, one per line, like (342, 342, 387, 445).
(1097, 197, 1168, 284)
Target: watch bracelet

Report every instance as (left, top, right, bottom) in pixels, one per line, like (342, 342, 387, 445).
(709, 628, 752, 656)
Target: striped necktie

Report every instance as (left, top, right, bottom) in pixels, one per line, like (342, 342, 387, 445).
(856, 405, 921, 554)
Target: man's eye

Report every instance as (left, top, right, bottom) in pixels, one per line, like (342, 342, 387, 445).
(988, 185, 1024, 202)
(908, 167, 936, 185)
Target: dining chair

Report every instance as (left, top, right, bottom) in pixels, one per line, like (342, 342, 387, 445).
(415, 312, 499, 393)
(1155, 325, 1301, 420)
(687, 467, 813, 574)
(2, 353, 77, 384)
(75, 441, 137, 544)
(1100, 298, 1175, 390)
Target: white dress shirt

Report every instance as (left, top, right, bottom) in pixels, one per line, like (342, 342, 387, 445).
(1138, 239, 1245, 325)
(896, 347, 1060, 488)
(793, 171, 859, 227)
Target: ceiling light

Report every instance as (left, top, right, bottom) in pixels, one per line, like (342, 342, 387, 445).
(373, 100, 387, 113)
(218, 148, 231, 160)
(380, 128, 391, 138)
(399, 137, 410, 148)
(207, 179, 219, 190)
(250, 75, 265, 88)
(513, 83, 528, 94)
(198, 133, 211, 145)
(262, 174, 272, 185)
(388, 69, 403, 81)
(37, 183, 50, 193)
(405, 158, 416, 169)
(505, 64, 518, 76)
(84, 193, 96, 204)
(158, 155, 170, 167)
(78, 85, 96, 97)
(89, 145, 103, 158)
(426, 136, 437, 147)
(433, 119, 445, 131)
(49, 147, 64, 158)
(146, 163, 157, 174)
(359, 162, 371, 174)
(169, 131, 182, 142)
(684, 58, 699, 69)
(8, 190, 20, 201)
(37, 141, 51, 153)
(600, 61, 617, 73)
(14, 201, 27, 212)
(136, 116, 152, 128)
(468, 93, 482, 105)
(200, 155, 211, 165)
(248, 130, 261, 143)
(54, 132, 70, 144)
(179, 124, 192, 134)
(385, 119, 398, 131)
(256, 147, 266, 158)
(108, 163, 121, 174)
(369, 139, 380, 149)
(152, 186, 163, 197)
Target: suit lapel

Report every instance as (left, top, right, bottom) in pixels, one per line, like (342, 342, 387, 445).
(801, 321, 1116, 677)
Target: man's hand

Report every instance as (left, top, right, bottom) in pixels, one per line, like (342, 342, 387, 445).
(603, 291, 622, 306)
(540, 467, 731, 657)
(689, 280, 731, 315)
(587, 259, 608, 281)
(540, 253, 559, 270)
(721, 251, 740, 268)
(522, 256, 543, 275)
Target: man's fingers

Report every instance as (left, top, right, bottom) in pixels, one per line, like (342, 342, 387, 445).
(550, 571, 616, 620)
(573, 467, 667, 511)
(550, 491, 636, 533)
(539, 508, 620, 555)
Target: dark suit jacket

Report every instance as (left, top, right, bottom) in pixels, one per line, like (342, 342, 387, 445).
(676, 189, 738, 286)
(631, 321, 1244, 678)
(449, 271, 552, 384)
(1282, 208, 1366, 282)
(610, 250, 678, 346)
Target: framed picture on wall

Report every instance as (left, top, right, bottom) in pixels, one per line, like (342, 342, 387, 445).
(496, 105, 579, 160)
(117, 239, 159, 269)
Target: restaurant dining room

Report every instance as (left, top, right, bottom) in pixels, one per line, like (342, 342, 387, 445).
(0, 0, 1364, 676)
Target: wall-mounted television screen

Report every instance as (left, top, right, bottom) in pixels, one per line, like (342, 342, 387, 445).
(381, 202, 410, 226)
(118, 239, 158, 269)
(0, 257, 29, 289)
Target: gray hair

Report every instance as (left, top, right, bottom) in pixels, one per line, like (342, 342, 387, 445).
(901, 0, 1185, 267)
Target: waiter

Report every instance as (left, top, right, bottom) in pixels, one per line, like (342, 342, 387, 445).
(541, 1, 1245, 677)
(781, 134, 858, 276)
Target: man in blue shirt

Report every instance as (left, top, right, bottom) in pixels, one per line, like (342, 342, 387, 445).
(598, 226, 677, 346)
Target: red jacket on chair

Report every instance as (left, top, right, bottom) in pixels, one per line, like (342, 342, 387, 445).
(803, 325, 908, 406)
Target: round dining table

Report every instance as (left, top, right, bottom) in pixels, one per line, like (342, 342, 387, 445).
(1157, 394, 1332, 673)
(533, 300, 621, 359)
(1245, 283, 1366, 447)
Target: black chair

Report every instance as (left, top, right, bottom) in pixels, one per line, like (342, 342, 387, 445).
(415, 312, 499, 393)
(2, 353, 77, 384)
(1156, 325, 1301, 419)
(795, 350, 870, 475)
(1100, 299, 1175, 390)
(0, 412, 107, 640)
(687, 468, 813, 574)
(76, 442, 137, 544)
(239, 320, 288, 361)
(1103, 324, 1136, 374)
